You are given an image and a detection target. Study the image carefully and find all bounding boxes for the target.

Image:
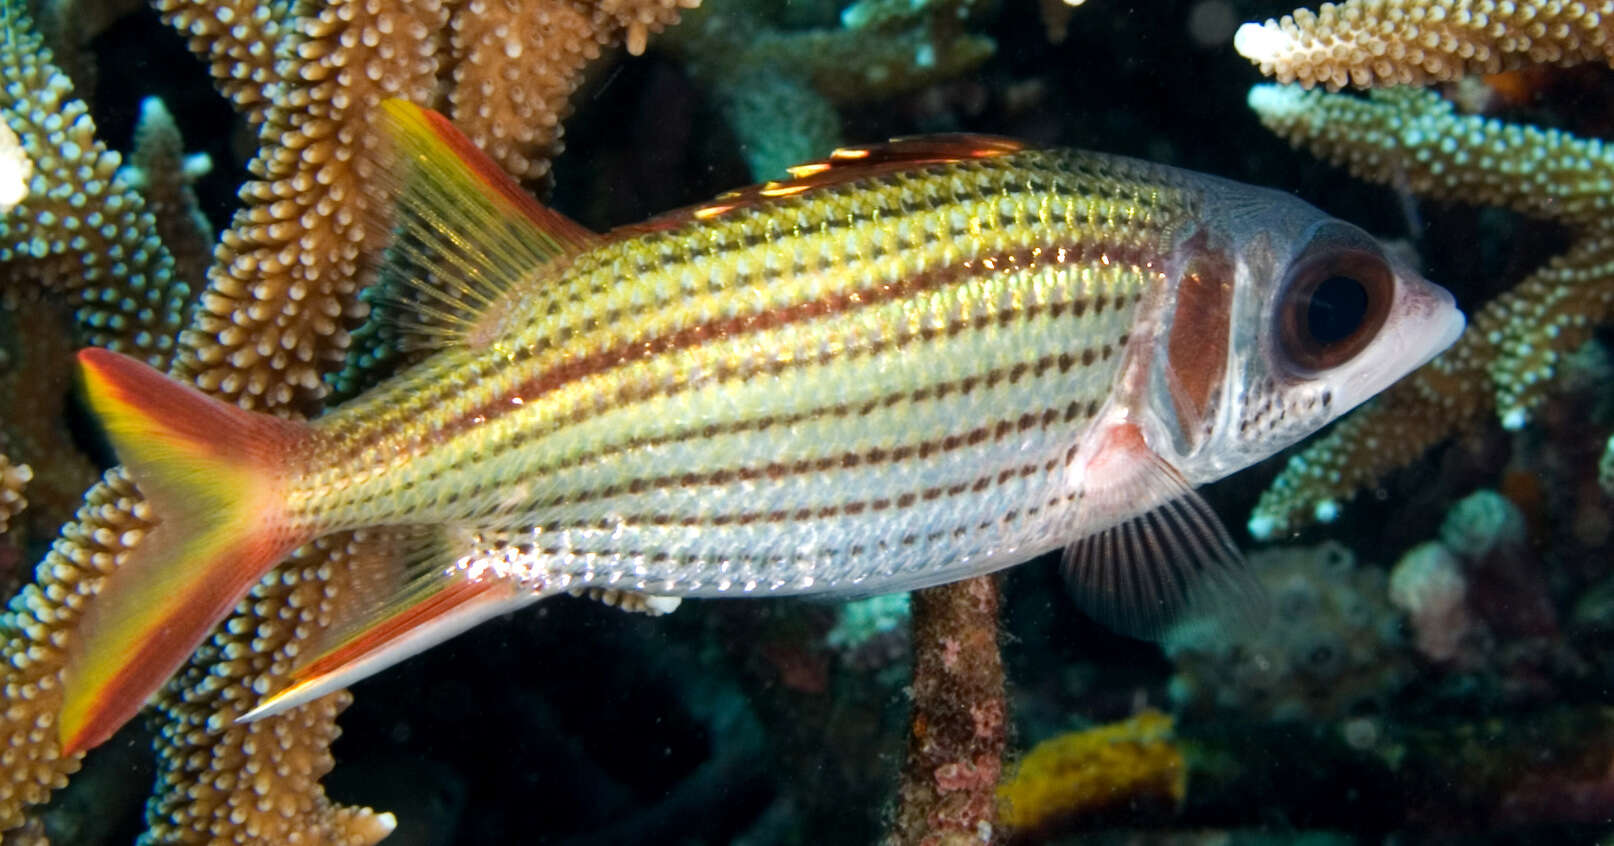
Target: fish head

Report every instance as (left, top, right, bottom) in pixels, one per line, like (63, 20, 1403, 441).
(1139, 184, 1465, 487)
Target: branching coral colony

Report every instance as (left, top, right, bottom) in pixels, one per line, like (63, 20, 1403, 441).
(1235, 0, 1614, 538)
(0, 0, 697, 839)
(0, 0, 1010, 840)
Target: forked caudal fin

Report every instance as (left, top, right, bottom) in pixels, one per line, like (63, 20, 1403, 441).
(61, 349, 315, 755)
(1061, 423, 1268, 644)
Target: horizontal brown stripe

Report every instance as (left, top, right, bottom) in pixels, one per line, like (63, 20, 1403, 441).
(332, 239, 1148, 463)
(508, 396, 1100, 516)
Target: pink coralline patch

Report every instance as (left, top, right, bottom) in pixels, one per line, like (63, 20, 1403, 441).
(934, 755, 1001, 792)
(1390, 541, 1479, 665)
(889, 576, 1006, 845)
(969, 701, 1004, 739)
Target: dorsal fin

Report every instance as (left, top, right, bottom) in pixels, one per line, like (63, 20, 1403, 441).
(370, 99, 599, 351)
(617, 133, 1030, 236)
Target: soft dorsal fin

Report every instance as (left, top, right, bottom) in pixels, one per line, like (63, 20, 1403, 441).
(370, 99, 599, 351)
(618, 133, 1030, 235)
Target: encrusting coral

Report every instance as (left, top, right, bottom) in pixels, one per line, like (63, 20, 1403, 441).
(1166, 542, 1411, 721)
(1233, 8, 1614, 536)
(996, 709, 1185, 835)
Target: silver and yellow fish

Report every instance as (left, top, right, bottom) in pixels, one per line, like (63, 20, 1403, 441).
(61, 100, 1463, 753)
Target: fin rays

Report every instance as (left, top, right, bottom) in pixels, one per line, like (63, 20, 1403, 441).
(1062, 425, 1267, 643)
(367, 99, 598, 352)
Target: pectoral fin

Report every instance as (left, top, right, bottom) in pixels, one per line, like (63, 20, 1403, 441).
(1062, 423, 1267, 643)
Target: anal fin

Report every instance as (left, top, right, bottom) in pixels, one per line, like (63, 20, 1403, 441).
(240, 527, 544, 722)
(1062, 423, 1268, 643)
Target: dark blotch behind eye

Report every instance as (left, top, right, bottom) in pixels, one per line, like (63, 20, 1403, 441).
(1306, 275, 1368, 346)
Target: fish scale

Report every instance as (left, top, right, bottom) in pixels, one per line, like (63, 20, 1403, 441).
(297, 151, 1187, 549)
(60, 100, 1464, 751)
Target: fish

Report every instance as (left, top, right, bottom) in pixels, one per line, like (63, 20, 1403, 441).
(57, 99, 1465, 754)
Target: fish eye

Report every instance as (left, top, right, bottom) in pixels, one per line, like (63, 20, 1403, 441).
(1276, 239, 1394, 373)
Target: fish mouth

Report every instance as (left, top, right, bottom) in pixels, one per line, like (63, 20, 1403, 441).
(1328, 273, 1464, 412)
(1402, 275, 1466, 370)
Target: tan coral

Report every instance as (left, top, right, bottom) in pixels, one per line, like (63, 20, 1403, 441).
(1233, 0, 1614, 91)
(150, 0, 297, 128)
(144, 533, 404, 845)
(0, 296, 98, 542)
(447, 0, 698, 183)
(1245, 84, 1614, 536)
(0, 0, 709, 840)
(0, 453, 30, 537)
(0, 0, 191, 370)
(0, 468, 149, 837)
(162, 0, 451, 415)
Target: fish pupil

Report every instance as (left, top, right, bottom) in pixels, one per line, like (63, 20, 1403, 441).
(1305, 274, 1368, 347)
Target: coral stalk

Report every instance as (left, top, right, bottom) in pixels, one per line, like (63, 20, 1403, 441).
(887, 575, 1006, 846)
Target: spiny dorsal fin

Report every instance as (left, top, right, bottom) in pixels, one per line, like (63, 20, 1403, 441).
(620, 133, 1030, 235)
(370, 99, 599, 351)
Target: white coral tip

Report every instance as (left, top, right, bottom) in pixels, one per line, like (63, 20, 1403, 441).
(0, 119, 31, 213)
(1233, 21, 1292, 63)
(1246, 83, 1308, 119)
(1247, 513, 1278, 540)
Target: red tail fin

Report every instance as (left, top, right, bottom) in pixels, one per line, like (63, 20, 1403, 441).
(61, 349, 316, 754)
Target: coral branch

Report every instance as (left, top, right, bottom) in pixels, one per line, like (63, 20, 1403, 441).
(448, 0, 697, 182)
(887, 575, 1006, 846)
(1234, 0, 1614, 91)
(0, 0, 192, 369)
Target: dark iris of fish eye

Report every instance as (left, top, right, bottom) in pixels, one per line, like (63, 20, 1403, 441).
(1305, 275, 1369, 346)
(1276, 244, 1394, 374)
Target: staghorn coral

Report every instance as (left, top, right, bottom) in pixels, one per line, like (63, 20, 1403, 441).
(0, 0, 703, 841)
(1244, 83, 1614, 537)
(1233, 0, 1614, 91)
(142, 531, 414, 845)
(155, 0, 449, 416)
(0, 0, 192, 370)
(123, 97, 214, 297)
(448, 0, 697, 182)
(995, 709, 1185, 835)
